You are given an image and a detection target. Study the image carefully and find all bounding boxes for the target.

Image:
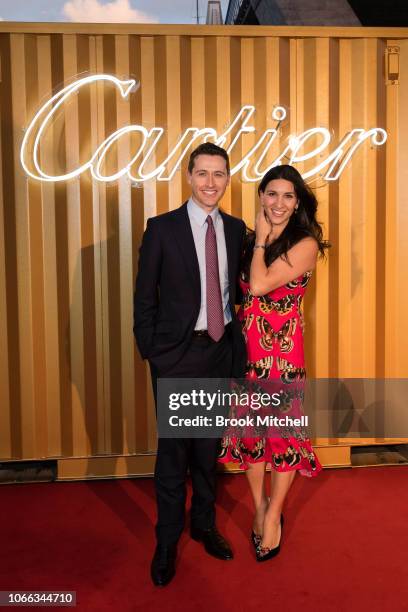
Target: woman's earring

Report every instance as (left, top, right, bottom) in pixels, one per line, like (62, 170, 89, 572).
(294, 205, 299, 214)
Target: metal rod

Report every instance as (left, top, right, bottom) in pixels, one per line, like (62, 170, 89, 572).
(196, 0, 199, 24)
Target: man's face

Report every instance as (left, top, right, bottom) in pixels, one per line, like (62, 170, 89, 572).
(187, 154, 230, 212)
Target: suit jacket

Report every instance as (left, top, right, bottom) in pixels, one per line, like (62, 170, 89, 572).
(133, 201, 246, 376)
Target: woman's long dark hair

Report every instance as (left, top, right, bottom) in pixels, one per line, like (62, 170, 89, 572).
(241, 165, 330, 280)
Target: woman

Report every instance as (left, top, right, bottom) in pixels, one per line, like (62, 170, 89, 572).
(218, 164, 329, 561)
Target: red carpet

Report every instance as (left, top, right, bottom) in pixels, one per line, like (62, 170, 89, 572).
(1, 467, 408, 611)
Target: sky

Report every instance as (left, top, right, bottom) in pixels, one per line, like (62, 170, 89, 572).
(0, 0, 230, 24)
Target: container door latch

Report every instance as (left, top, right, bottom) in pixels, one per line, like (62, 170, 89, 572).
(385, 46, 400, 85)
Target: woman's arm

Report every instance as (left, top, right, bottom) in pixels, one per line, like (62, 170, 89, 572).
(249, 237, 318, 296)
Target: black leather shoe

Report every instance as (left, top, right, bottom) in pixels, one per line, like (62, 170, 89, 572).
(191, 526, 233, 560)
(150, 544, 177, 586)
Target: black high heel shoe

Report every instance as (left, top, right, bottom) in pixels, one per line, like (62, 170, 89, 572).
(251, 497, 270, 550)
(251, 530, 262, 550)
(256, 514, 284, 562)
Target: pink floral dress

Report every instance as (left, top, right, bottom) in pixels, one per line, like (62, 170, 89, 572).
(218, 272, 321, 477)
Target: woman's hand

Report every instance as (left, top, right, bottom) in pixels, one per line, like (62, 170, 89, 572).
(255, 206, 271, 244)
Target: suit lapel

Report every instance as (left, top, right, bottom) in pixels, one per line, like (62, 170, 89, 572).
(170, 203, 239, 305)
(220, 211, 237, 303)
(171, 202, 201, 300)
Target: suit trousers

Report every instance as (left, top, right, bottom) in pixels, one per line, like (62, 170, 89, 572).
(150, 328, 233, 546)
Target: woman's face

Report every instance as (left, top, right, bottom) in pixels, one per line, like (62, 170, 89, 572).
(260, 178, 298, 227)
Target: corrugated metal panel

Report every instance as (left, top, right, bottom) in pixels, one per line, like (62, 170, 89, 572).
(0, 25, 406, 468)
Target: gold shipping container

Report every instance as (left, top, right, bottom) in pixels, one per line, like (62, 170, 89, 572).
(0, 24, 407, 478)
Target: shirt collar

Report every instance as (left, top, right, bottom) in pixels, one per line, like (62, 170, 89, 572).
(188, 197, 219, 227)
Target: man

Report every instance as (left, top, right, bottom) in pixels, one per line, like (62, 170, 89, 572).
(134, 143, 246, 586)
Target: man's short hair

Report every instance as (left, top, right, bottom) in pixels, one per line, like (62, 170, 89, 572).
(188, 142, 230, 175)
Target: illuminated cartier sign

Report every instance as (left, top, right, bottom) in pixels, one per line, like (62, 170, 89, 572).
(20, 74, 387, 184)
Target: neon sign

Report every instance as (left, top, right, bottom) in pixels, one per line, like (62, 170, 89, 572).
(20, 74, 387, 184)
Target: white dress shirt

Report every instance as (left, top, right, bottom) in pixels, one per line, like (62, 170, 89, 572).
(187, 198, 231, 330)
